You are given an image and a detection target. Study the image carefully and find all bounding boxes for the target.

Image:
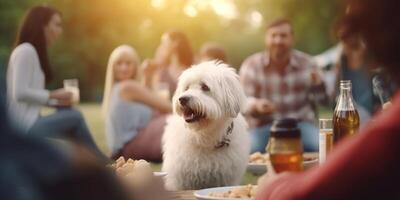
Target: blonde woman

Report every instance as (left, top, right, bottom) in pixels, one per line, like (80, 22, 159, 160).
(102, 45, 171, 162)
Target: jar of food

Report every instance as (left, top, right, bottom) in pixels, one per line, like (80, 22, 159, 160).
(268, 118, 303, 173)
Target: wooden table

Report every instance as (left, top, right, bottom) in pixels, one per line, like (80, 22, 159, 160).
(168, 190, 196, 200)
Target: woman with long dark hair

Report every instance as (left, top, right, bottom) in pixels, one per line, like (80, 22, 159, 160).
(6, 5, 106, 160)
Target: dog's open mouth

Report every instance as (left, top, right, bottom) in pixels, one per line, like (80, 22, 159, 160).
(182, 107, 205, 123)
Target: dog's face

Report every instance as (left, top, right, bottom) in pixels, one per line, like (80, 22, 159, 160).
(173, 61, 247, 125)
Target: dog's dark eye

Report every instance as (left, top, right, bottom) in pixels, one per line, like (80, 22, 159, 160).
(200, 83, 210, 92)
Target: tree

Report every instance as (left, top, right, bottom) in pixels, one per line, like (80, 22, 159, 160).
(0, 0, 340, 100)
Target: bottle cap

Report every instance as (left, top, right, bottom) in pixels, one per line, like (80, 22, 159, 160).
(340, 80, 352, 89)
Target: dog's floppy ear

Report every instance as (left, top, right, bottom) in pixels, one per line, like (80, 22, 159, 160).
(218, 65, 247, 118)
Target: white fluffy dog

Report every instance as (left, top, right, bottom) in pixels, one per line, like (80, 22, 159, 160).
(162, 61, 250, 190)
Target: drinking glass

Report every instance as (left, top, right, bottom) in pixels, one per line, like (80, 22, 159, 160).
(156, 83, 170, 100)
(63, 79, 80, 104)
(319, 119, 333, 164)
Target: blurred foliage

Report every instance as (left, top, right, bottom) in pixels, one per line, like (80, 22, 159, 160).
(0, 0, 341, 101)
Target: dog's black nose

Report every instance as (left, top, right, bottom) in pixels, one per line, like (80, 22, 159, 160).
(179, 96, 190, 106)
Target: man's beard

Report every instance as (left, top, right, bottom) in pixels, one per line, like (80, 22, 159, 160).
(269, 46, 289, 61)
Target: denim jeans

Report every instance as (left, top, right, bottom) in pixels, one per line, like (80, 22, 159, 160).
(29, 108, 108, 161)
(250, 121, 319, 153)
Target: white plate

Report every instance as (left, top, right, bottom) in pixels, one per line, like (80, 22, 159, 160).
(194, 186, 253, 200)
(153, 171, 167, 177)
(247, 158, 318, 175)
(246, 163, 268, 175)
(303, 158, 318, 170)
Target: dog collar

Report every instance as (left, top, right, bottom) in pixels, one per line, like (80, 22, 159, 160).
(214, 121, 234, 149)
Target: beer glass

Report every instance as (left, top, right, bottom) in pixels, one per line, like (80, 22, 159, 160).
(63, 79, 80, 104)
(319, 119, 333, 164)
(156, 83, 170, 100)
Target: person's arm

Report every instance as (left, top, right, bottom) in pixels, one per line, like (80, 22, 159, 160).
(256, 93, 400, 200)
(151, 69, 163, 91)
(239, 60, 260, 114)
(10, 46, 50, 105)
(372, 73, 393, 107)
(309, 62, 329, 105)
(120, 80, 172, 113)
(141, 59, 160, 89)
(239, 60, 275, 115)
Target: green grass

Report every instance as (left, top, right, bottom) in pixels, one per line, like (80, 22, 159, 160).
(318, 106, 334, 119)
(44, 103, 333, 185)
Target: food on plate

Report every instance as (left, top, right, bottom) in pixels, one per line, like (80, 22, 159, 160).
(108, 157, 168, 200)
(249, 152, 270, 164)
(108, 156, 154, 188)
(249, 152, 317, 164)
(209, 185, 257, 199)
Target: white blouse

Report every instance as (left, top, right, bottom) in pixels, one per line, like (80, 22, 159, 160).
(7, 43, 50, 132)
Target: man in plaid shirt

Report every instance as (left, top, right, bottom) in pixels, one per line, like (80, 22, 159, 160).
(240, 19, 328, 153)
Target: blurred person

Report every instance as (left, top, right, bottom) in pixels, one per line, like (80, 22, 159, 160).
(256, 0, 400, 199)
(0, 90, 130, 200)
(371, 67, 398, 109)
(142, 30, 194, 99)
(198, 42, 228, 63)
(1, 91, 170, 200)
(313, 44, 342, 102)
(240, 18, 328, 153)
(333, 24, 382, 125)
(102, 45, 172, 162)
(6, 5, 106, 161)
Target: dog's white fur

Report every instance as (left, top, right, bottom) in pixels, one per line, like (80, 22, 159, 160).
(162, 61, 250, 190)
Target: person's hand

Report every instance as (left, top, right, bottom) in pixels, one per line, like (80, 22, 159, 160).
(141, 59, 159, 77)
(257, 159, 277, 185)
(154, 42, 173, 66)
(255, 99, 276, 114)
(310, 70, 322, 86)
(256, 160, 293, 199)
(131, 175, 167, 200)
(49, 89, 73, 107)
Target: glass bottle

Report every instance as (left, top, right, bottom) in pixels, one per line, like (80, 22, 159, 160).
(333, 80, 360, 144)
(268, 118, 303, 173)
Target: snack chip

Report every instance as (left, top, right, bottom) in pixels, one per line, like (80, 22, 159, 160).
(249, 152, 270, 164)
(109, 157, 155, 189)
(209, 185, 257, 199)
(249, 152, 317, 164)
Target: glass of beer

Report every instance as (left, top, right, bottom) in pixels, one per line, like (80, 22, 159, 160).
(156, 83, 170, 100)
(63, 79, 80, 104)
(319, 119, 333, 164)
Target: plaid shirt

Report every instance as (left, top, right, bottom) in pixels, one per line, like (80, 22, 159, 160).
(239, 50, 327, 128)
